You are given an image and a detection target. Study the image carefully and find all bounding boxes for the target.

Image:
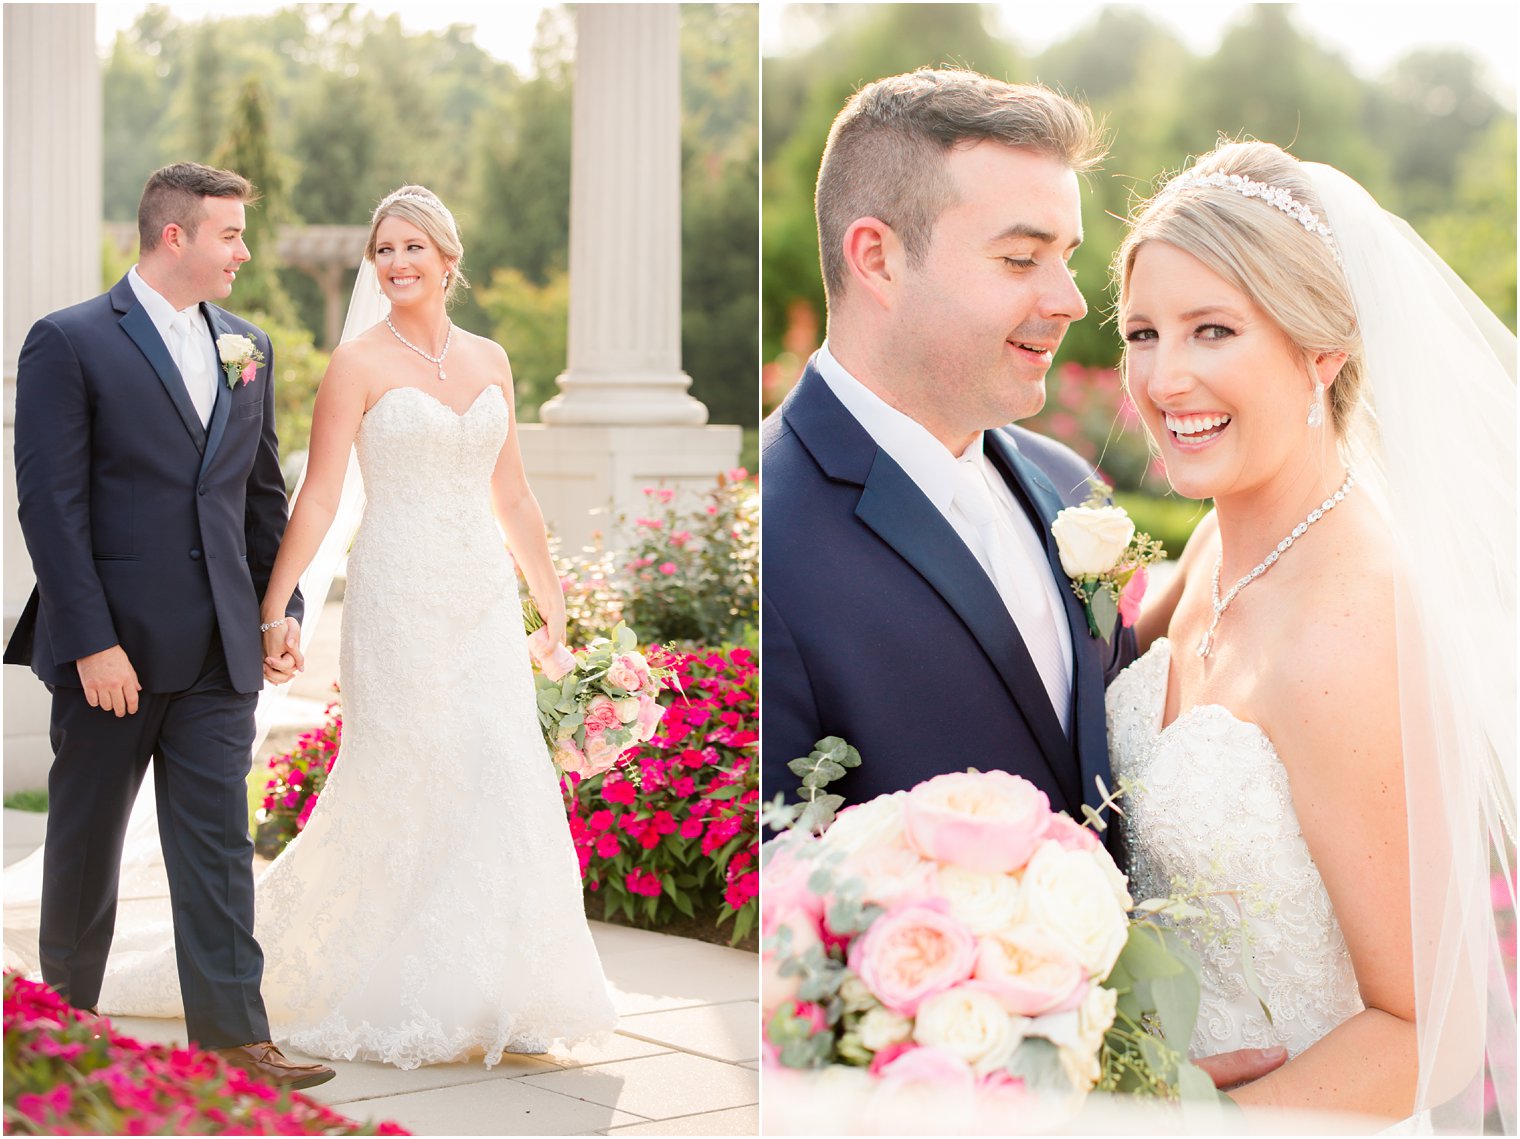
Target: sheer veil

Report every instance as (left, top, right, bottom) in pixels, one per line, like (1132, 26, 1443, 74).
(2, 260, 384, 970)
(1304, 162, 1517, 1132)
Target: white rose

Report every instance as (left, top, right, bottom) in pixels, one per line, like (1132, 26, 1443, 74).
(820, 792, 909, 855)
(1051, 505, 1134, 579)
(1016, 842, 1130, 980)
(1091, 843, 1133, 911)
(216, 333, 256, 363)
(1040, 983, 1117, 1091)
(839, 975, 877, 1012)
(937, 865, 1023, 935)
(616, 697, 640, 723)
(912, 983, 1022, 1075)
(857, 1006, 914, 1051)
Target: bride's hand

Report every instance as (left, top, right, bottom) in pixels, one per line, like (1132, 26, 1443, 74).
(538, 602, 567, 653)
(262, 616, 305, 683)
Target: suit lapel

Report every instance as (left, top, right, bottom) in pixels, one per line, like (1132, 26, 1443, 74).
(199, 305, 234, 479)
(116, 288, 207, 453)
(986, 431, 1112, 814)
(784, 362, 1079, 809)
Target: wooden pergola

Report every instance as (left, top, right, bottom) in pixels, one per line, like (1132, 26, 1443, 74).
(104, 221, 368, 349)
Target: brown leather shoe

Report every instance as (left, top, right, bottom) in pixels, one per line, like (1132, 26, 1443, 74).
(214, 1040, 335, 1090)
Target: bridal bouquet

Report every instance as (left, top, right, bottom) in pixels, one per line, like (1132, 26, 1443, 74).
(762, 742, 1219, 1132)
(524, 602, 675, 781)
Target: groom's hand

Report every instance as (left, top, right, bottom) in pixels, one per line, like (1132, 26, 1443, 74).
(1195, 1045, 1288, 1090)
(263, 617, 304, 684)
(77, 645, 142, 717)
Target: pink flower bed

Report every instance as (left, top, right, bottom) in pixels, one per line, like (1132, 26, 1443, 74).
(565, 646, 759, 942)
(2, 972, 406, 1135)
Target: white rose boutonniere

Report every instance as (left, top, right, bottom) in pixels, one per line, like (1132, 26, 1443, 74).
(1051, 480, 1164, 642)
(216, 333, 265, 390)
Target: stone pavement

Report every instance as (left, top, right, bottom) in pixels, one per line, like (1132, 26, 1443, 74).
(4, 808, 759, 1135)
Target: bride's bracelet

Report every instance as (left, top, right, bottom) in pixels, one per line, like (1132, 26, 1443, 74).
(260, 618, 287, 633)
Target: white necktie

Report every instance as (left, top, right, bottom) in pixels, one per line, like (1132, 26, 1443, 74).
(170, 309, 212, 427)
(952, 458, 1071, 732)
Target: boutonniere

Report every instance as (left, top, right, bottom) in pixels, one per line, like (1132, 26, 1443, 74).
(216, 333, 264, 390)
(1052, 479, 1165, 642)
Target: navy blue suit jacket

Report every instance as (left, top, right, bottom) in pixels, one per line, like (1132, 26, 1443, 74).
(5, 273, 300, 695)
(762, 361, 1135, 832)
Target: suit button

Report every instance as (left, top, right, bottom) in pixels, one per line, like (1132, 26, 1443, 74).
(190, 549, 202, 560)
(198, 484, 207, 496)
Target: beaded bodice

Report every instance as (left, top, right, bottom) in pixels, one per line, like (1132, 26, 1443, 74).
(1107, 639, 1364, 1058)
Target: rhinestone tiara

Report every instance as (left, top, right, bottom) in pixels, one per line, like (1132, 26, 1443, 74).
(1166, 170, 1340, 265)
(377, 190, 457, 230)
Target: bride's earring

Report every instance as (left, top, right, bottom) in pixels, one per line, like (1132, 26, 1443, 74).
(1307, 382, 1326, 427)
(442, 270, 450, 291)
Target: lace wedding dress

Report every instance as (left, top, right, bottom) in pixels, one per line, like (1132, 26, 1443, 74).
(94, 383, 617, 1068)
(1107, 638, 1365, 1059)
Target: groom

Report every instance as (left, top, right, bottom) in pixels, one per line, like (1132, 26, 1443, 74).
(763, 69, 1132, 826)
(5, 162, 331, 1089)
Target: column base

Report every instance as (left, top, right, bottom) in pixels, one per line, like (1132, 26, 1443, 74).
(517, 422, 742, 552)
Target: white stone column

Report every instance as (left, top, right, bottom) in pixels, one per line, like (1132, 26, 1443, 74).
(540, 3, 705, 426)
(519, 4, 740, 552)
(4, 4, 102, 791)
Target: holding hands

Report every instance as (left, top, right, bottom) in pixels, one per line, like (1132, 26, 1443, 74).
(261, 616, 304, 685)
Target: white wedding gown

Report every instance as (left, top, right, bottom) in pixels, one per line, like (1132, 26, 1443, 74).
(89, 383, 617, 1067)
(1107, 638, 1365, 1059)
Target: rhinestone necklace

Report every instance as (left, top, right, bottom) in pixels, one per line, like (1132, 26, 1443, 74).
(385, 315, 453, 381)
(1197, 471, 1357, 659)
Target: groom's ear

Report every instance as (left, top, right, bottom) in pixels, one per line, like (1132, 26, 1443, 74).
(841, 216, 902, 310)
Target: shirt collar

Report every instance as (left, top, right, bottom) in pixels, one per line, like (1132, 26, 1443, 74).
(128, 265, 202, 334)
(815, 340, 982, 513)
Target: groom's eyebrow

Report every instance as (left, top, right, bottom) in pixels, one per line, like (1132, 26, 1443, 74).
(991, 223, 1081, 251)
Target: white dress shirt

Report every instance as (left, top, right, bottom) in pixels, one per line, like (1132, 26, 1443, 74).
(128, 266, 218, 427)
(815, 341, 1075, 731)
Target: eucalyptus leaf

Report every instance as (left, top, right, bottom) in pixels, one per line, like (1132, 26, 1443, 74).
(1005, 1037, 1068, 1091)
(1091, 587, 1119, 640)
(1150, 969, 1200, 1046)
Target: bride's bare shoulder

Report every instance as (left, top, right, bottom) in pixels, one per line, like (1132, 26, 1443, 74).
(1263, 497, 1398, 740)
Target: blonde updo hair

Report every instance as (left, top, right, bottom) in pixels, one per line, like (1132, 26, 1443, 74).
(1115, 140, 1363, 435)
(365, 184, 469, 305)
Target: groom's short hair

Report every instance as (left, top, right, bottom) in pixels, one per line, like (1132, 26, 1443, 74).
(816, 69, 1104, 303)
(138, 162, 257, 253)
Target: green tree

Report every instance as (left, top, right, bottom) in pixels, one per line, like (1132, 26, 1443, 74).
(476, 268, 569, 421)
(214, 78, 296, 325)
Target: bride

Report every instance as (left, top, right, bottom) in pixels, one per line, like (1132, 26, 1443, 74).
(1108, 140, 1514, 1128)
(77, 185, 617, 1069)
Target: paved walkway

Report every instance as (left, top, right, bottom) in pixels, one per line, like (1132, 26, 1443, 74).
(4, 808, 758, 1135)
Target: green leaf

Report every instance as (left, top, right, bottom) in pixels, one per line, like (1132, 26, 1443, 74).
(1175, 1060, 1219, 1103)
(1005, 1037, 1066, 1088)
(1150, 969, 1200, 1046)
(1091, 587, 1119, 641)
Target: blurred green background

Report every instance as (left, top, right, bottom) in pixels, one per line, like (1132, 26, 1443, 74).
(760, 3, 1517, 554)
(98, 4, 760, 469)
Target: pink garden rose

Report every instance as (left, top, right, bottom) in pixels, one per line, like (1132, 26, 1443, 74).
(903, 770, 1053, 874)
(1118, 565, 1147, 628)
(583, 732, 621, 775)
(633, 693, 664, 742)
(1043, 812, 1100, 853)
(974, 927, 1087, 1016)
(607, 657, 642, 692)
(848, 899, 977, 1016)
(584, 695, 621, 735)
(553, 740, 591, 777)
(874, 1045, 978, 1092)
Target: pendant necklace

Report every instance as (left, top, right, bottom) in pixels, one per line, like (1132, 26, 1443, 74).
(1197, 471, 1356, 659)
(385, 316, 453, 381)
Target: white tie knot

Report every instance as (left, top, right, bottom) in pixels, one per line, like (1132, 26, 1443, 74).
(953, 459, 997, 527)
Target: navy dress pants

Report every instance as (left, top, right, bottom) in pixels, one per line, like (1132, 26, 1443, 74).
(38, 634, 269, 1049)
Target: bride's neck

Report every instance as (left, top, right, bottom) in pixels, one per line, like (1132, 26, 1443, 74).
(386, 305, 451, 350)
(1211, 446, 1351, 583)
